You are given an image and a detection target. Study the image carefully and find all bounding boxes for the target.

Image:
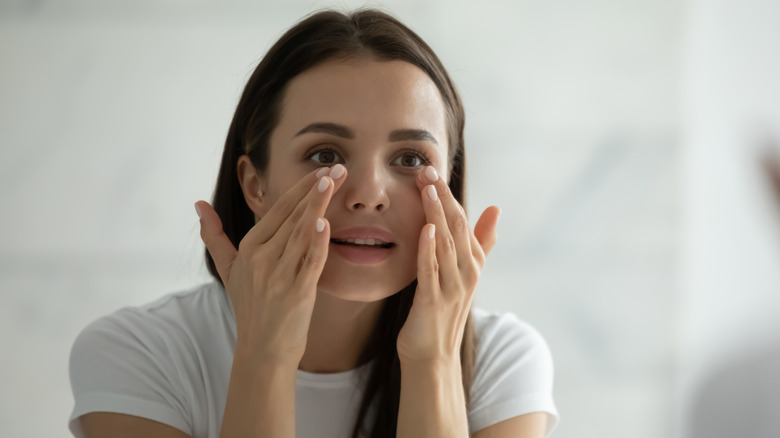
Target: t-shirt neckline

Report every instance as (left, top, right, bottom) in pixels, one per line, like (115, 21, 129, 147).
(296, 359, 375, 387)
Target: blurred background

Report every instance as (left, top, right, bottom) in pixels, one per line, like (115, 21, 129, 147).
(1, 0, 779, 437)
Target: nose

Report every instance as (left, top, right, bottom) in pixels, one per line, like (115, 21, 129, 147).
(341, 162, 390, 212)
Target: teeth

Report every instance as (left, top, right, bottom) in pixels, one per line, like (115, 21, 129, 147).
(341, 238, 388, 246)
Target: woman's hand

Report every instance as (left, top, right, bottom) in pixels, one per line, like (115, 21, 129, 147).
(195, 164, 347, 368)
(396, 166, 501, 364)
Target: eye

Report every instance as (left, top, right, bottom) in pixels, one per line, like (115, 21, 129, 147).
(392, 149, 431, 168)
(308, 148, 343, 165)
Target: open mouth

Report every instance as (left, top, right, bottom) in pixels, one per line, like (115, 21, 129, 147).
(330, 238, 395, 249)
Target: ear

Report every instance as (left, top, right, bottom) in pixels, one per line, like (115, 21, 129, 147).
(237, 154, 269, 222)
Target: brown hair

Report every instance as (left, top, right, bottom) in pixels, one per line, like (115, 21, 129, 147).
(204, 9, 474, 437)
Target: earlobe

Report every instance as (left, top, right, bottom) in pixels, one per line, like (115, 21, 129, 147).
(236, 154, 268, 218)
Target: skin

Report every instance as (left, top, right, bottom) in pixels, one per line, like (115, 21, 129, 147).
(239, 59, 456, 371)
(80, 58, 546, 437)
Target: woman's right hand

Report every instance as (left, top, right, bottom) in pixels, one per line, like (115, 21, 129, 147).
(195, 164, 347, 368)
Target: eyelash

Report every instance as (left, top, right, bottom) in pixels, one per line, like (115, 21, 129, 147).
(305, 146, 432, 167)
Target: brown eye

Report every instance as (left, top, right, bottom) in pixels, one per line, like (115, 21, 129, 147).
(309, 149, 341, 164)
(393, 153, 424, 167)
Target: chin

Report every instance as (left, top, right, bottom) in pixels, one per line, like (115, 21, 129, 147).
(316, 265, 416, 303)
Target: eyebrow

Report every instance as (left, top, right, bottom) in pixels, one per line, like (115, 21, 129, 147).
(295, 122, 354, 139)
(294, 122, 438, 145)
(389, 129, 438, 145)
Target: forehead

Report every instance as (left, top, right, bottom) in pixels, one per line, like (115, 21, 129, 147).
(275, 58, 448, 148)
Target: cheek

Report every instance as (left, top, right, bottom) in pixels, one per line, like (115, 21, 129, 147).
(400, 191, 428, 243)
(401, 188, 426, 218)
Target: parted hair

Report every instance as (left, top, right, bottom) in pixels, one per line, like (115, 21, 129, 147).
(204, 9, 475, 437)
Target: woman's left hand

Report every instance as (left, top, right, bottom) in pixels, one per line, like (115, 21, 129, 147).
(396, 166, 501, 364)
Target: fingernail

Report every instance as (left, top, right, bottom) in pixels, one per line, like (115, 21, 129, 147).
(318, 176, 330, 192)
(316, 167, 329, 178)
(428, 224, 435, 239)
(194, 203, 202, 219)
(425, 166, 439, 182)
(316, 218, 325, 232)
(329, 164, 346, 179)
(426, 185, 438, 201)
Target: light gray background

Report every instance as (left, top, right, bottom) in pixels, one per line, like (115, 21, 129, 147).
(1, 0, 777, 437)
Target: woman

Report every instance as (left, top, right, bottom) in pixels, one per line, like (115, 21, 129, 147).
(68, 9, 559, 438)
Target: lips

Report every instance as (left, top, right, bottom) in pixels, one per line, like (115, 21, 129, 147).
(329, 227, 396, 264)
(329, 227, 396, 247)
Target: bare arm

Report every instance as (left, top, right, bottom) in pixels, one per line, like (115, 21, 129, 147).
(397, 358, 470, 437)
(218, 349, 298, 438)
(396, 357, 547, 438)
(471, 413, 547, 438)
(80, 413, 192, 438)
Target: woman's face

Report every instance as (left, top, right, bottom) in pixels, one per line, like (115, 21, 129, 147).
(260, 58, 450, 302)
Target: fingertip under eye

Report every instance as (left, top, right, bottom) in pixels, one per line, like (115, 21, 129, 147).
(329, 164, 346, 179)
(424, 166, 439, 182)
(426, 185, 438, 201)
(317, 177, 330, 193)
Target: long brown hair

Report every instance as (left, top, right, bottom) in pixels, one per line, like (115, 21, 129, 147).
(204, 9, 474, 437)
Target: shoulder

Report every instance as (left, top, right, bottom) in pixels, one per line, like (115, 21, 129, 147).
(468, 307, 558, 436)
(471, 307, 552, 364)
(68, 281, 231, 437)
(72, 281, 230, 353)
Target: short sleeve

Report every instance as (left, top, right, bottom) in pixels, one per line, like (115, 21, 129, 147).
(68, 312, 192, 437)
(468, 310, 559, 436)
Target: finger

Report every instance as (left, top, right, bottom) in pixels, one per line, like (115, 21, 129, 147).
(418, 166, 473, 270)
(474, 206, 501, 257)
(195, 200, 236, 284)
(244, 164, 346, 246)
(420, 183, 460, 292)
(276, 175, 337, 280)
(268, 166, 346, 258)
(415, 223, 439, 302)
(292, 217, 331, 293)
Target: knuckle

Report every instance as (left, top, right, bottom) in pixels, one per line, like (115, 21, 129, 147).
(441, 235, 457, 254)
(288, 206, 305, 227)
(289, 224, 305, 242)
(452, 214, 469, 234)
(302, 250, 325, 270)
(420, 258, 439, 277)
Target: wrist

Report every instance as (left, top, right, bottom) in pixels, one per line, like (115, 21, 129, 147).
(233, 341, 301, 376)
(399, 354, 461, 375)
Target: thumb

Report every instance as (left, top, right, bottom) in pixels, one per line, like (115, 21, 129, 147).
(195, 200, 238, 284)
(474, 206, 501, 256)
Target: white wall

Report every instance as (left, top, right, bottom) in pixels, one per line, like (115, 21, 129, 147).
(0, 1, 680, 437)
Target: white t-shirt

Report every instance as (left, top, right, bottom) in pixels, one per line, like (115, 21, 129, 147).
(68, 282, 559, 437)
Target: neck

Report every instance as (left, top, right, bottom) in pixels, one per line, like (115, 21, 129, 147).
(298, 290, 385, 373)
